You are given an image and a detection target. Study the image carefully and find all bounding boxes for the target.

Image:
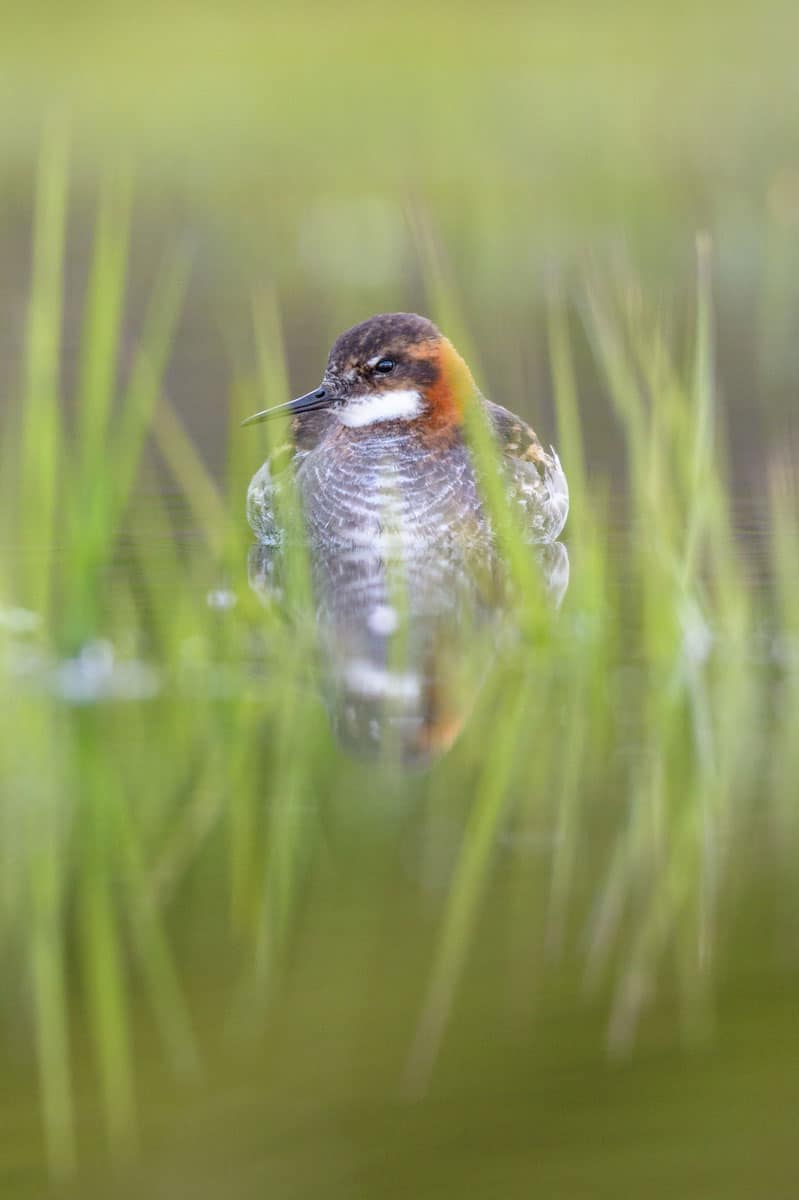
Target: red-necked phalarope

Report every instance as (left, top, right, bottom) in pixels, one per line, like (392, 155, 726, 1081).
(244, 312, 568, 550)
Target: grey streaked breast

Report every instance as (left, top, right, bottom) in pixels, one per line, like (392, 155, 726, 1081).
(296, 426, 486, 552)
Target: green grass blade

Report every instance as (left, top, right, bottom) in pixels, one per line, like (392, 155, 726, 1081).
(20, 119, 70, 621)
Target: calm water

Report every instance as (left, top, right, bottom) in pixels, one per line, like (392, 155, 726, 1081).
(2, 473, 797, 1198)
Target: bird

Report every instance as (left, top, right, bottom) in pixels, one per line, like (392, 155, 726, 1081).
(244, 313, 569, 762)
(243, 312, 568, 554)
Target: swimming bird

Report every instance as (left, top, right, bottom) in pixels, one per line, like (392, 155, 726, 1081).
(244, 313, 568, 551)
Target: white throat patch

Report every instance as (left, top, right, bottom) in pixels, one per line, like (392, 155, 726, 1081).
(337, 388, 423, 428)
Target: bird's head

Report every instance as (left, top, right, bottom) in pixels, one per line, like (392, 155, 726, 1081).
(242, 313, 475, 435)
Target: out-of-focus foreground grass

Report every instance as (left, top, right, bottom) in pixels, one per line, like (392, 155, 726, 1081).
(1, 3, 799, 1196)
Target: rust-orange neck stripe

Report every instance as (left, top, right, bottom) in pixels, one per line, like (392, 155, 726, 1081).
(420, 337, 475, 433)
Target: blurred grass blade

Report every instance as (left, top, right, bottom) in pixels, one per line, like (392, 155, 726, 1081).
(409, 208, 553, 632)
(548, 285, 587, 522)
(77, 166, 133, 485)
(30, 833, 75, 1179)
(113, 242, 193, 525)
(152, 396, 230, 556)
(251, 286, 314, 609)
(20, 119, 70, 621)
(78, 745, 137, 1161)
(403, 680, 530, 1097)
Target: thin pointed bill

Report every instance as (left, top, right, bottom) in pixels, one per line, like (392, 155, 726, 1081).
(241, 386, 337, 427)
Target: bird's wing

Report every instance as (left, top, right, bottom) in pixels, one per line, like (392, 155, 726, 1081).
(483, 399, 569, 543)
(246, 409, 338, 543)
(484, 398, 550, 472)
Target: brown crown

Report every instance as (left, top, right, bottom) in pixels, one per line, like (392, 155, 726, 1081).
(327, 313, 442, 379)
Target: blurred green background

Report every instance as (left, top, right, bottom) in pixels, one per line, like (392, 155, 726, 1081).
(1, 0, 798, 468)
(1, 2, 799, 1196)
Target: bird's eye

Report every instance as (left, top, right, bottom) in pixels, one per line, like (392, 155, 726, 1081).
(374, 358, 395, 374)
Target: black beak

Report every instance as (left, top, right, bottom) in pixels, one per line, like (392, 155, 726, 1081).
(241, 386, 338, 427)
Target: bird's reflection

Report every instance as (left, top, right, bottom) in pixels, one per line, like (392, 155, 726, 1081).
(249, 538, 568, 765)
